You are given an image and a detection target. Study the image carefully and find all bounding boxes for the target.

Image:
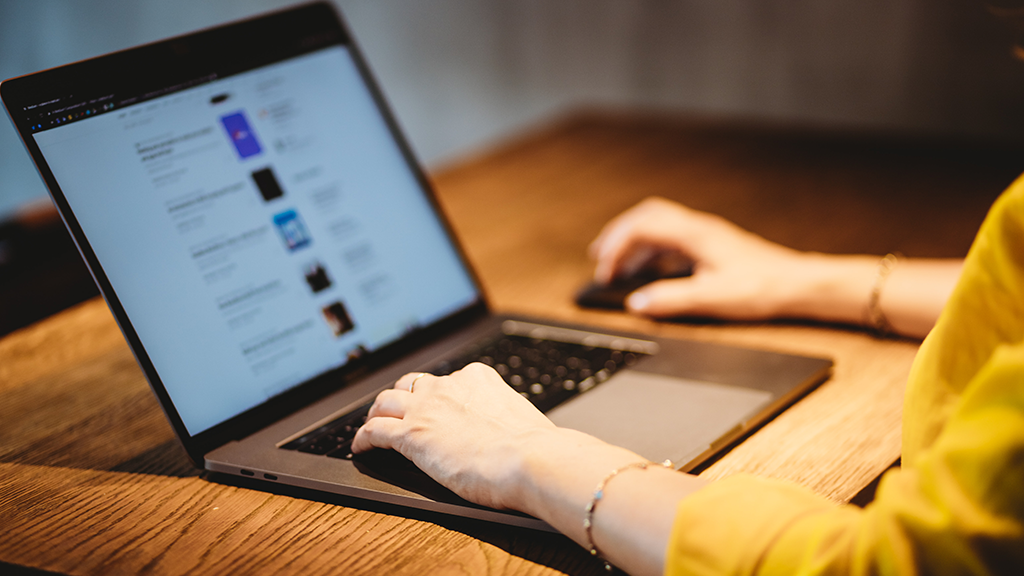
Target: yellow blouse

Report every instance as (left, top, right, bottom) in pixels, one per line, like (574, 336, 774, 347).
(667, 176, 1024, 574)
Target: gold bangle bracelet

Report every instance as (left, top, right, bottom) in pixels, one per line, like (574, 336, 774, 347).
(865, 252, 900, 337)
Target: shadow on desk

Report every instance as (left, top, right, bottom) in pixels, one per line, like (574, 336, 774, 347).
(108, 440, 201, 478)
(0, 562, 66, 576)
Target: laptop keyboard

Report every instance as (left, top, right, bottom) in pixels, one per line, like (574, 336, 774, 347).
(280, 334, 647, 460)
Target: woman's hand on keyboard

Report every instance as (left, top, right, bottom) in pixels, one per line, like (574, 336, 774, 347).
(352, 362, 563, 510)
(351, 361, 705, 576)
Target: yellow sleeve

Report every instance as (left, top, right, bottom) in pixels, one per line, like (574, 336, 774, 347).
(667, 175, 1024, 575)
(666, 341, 1024, 576)
(901, 174, 1024, 466)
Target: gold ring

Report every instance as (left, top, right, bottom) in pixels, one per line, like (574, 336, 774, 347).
(409, 373, 428, 393)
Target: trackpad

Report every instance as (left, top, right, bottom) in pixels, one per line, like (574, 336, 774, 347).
(546, 371, 772, 465)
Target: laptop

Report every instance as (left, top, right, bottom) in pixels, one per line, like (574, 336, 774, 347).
(1, 2, 831, 530)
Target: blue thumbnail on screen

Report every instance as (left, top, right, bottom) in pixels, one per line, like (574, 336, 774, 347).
(221, 111, 263, 159)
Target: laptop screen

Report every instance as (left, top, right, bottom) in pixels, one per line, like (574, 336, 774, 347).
(29, 45, 479, 435)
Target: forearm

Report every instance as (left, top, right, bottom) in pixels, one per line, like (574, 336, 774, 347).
(882, 259, 963, 338)
(779, 253, 962, 339)
(512, 428, 707, 576)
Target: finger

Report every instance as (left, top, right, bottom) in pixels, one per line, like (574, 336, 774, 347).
(593, 223, 650, 284)
(617, 243, 661, 279)
(588, 204, 636, 259)
(592, 200, 696, 284)
(588, 199, 652, 262)
(394, 371, 433, 392)
(351, 416, 406, 453)
(367, 388, 412, 419)
(589, 217, 626, 261)
(626, 277, 711, 318)
(588, 196, 671, 260)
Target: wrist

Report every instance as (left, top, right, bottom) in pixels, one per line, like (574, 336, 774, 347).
(775, 251, 879, 326)
(511, 428, 646, 530)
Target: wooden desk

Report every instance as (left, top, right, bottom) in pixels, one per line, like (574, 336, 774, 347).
(1, 113, 1019, 575)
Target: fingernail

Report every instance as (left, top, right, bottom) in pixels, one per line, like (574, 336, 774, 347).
(626, 291, 649, 311)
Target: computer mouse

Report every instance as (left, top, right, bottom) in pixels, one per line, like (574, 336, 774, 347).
(575, 266, 693, 310)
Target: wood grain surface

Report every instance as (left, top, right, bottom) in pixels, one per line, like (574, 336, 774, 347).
(2, 112, 1020, 575)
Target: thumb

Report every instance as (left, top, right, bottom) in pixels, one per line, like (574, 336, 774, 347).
(625, 277, 719, 319)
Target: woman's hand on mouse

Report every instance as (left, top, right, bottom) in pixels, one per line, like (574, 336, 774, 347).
(589, 197, 813, 320)
(590, 196, 961, 338)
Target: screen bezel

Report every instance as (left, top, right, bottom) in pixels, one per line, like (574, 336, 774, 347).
(0, 2, 489, 467)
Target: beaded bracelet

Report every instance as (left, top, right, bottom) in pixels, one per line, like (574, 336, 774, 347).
(866, 252, 900, 337)
(584, 459, 674, 571)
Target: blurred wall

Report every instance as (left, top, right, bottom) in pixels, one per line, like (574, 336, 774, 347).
(2, 0, 1023, 219)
